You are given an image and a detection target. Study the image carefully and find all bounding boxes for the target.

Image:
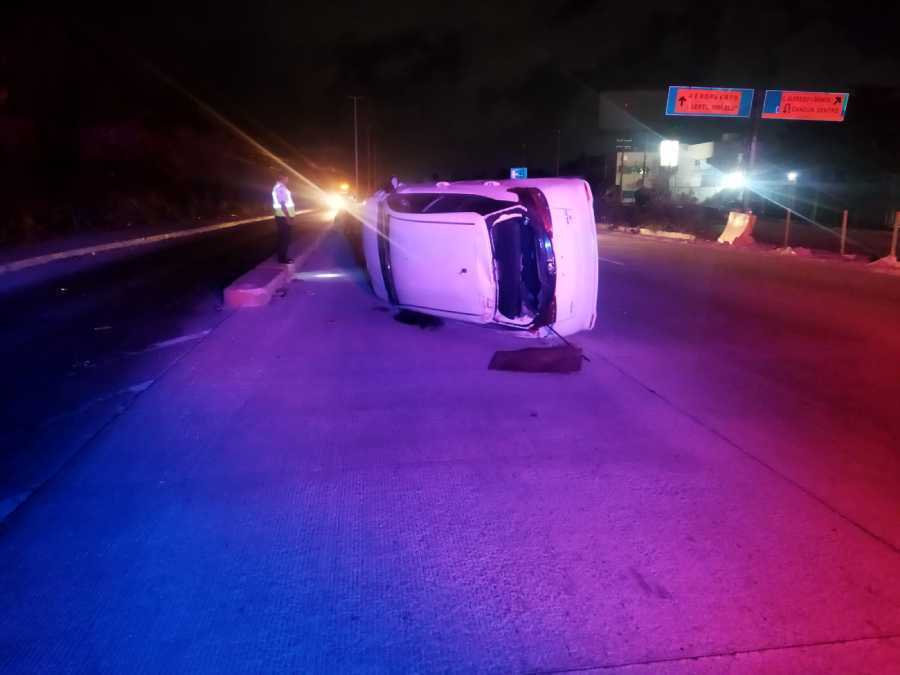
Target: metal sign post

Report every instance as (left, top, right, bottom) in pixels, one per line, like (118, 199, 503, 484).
(840, 210, 849, 256)
(891, 211, 900, 260)
(783, 206, 792, 249)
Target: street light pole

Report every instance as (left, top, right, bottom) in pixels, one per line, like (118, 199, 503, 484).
(366, 121, 372, 194)
(349, 96, 362, 190)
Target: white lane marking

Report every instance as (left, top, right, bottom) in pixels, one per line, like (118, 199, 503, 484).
(125, 381, 154, 395)
(0, 210, 314, 275)
(598, 256, 625, 266)
(130, 330, 210, 354)
(77, 380, 154, 408)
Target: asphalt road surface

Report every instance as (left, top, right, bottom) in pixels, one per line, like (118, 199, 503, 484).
(1, 225, 898, 673)
(0, 217, 313, 519)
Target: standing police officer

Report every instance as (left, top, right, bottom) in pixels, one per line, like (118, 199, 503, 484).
(272, 174, 295, 264)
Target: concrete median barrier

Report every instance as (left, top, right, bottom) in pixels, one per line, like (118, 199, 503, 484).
(223, 210, 318, 308)
(638, 228, 696, 241)
(224, 259, 294, 308)
(718, 211, 757, 245)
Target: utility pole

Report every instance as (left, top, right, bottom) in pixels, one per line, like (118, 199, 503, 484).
(349, 96, 363, 190)
(743, 88, 763, 212)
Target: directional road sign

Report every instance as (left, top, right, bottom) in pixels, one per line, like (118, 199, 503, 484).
(665, 86, 754, 118)
(762, 90, 849, 122)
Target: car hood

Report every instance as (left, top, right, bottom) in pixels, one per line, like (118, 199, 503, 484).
(385, 211, 496, 320)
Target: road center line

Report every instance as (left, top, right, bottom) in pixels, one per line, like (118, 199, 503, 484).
(598, 256, 625, 266)
(129, 330, 211, 354)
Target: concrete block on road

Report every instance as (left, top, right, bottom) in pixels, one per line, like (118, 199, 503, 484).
(638, 228, 696, 241)
(224, 259, 294, 308)
(717, 211, 757, 246)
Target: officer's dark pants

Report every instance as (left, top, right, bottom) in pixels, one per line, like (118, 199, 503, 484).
(275, 216, 291, 263)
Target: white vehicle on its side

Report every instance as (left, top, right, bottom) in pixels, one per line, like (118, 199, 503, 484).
(360, 178, 599, 337)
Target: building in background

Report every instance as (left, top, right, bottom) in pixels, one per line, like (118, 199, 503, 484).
(615, 134, 744, 203)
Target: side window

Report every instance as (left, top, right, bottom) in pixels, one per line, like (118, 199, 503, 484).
(386, 194, 433, 213)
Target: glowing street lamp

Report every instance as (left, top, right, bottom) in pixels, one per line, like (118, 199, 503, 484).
(787, 171, 798, 183)
(659, 140, 680, 167)
(324, 193, 347, 211)
(722, 171, 746, 190)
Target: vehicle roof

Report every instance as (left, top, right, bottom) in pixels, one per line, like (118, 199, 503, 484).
(394, 178, 589, 204)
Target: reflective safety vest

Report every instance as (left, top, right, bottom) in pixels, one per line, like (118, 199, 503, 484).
(272, 181, 296, 217)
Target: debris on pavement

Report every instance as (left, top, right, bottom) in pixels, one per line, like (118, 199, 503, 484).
(393, 310, 443, 330)
(778, 246, 814, 257)
(488, 345, 583, 373)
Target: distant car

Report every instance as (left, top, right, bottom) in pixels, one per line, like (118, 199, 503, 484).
(359, 178, 598, 337)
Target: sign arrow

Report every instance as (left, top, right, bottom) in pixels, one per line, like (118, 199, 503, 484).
(666, 86, 753, 118)
(762, 90, 849, 122)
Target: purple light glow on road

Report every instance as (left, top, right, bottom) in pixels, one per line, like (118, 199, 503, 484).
(1, 229, 899, 673)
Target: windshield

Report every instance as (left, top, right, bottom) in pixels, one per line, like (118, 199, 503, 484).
(488, 205, 556, 327)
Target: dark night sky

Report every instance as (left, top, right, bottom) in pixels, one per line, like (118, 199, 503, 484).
(7, 2, 900, 183)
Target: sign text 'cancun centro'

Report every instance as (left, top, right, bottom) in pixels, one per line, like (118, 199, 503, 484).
(762, 90, 849, 122)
